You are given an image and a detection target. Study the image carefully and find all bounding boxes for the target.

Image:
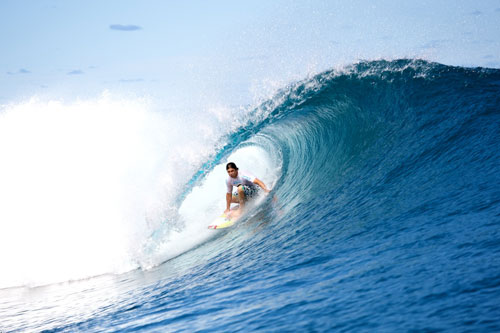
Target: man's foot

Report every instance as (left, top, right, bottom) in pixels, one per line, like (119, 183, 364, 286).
(231, 209, 242, 220)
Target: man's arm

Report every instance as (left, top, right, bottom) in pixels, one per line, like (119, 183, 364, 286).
(225, 192, 232, 213)
(253, 178, 270, 193)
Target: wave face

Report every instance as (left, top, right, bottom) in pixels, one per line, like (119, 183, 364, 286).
(260, 59, 500, 225)
(2, 60, 500, 331)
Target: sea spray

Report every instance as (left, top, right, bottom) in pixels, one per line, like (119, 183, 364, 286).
(0, 92, 263, 288)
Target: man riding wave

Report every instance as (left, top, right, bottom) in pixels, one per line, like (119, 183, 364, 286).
(225, 162, 270, 218)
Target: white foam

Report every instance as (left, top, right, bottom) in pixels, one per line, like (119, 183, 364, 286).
(0, 93, 229, 288)
(0, 89, 283, 288)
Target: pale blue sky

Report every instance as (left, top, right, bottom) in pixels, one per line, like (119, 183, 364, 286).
(1, 0, 500, 105)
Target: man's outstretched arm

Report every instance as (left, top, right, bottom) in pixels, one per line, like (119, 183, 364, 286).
(253, 178, 270, 193)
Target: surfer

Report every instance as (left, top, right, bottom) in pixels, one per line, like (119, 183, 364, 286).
(225, 162, 270, 217)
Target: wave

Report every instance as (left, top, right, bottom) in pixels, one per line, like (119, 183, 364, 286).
(1, 59, 499, 289)
(247, 59, 500, 221)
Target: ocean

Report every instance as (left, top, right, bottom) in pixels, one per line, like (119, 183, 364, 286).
(1, 59, 499, 332)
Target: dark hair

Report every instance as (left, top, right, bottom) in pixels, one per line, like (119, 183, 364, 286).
(226, 162, 238, 170)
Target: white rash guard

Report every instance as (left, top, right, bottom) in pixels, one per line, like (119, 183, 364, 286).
(226, 170, 256, 194)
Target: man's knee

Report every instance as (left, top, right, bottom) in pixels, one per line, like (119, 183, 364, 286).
(237, 186, 245, 198)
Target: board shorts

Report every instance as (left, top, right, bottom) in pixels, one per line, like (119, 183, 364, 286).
(233, 185, 259, 199)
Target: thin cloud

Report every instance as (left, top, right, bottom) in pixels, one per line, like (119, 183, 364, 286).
(421, 39, 450, 49)
(7, 68, 31, 75)
(109, 24, 142, 31)
(485, 61, 500, 68)
(119, 78, 144, 83)
(67, 70, 84, 75)
(236, 55, 270, 62)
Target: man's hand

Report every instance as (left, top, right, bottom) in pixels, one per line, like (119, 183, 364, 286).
(254, 178, 271, 194)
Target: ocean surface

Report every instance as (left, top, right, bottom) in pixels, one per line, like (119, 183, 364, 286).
(1, 59, 500, 332)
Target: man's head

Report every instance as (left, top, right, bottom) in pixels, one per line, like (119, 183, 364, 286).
(226, 162, 238, 178)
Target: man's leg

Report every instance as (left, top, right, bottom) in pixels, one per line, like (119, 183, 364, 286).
(237, 185, 246, 210)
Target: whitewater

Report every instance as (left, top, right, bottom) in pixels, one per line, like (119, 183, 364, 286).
(1, 59, 499, 332)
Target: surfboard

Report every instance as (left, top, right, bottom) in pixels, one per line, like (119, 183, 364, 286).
(208, 213, 235, 229)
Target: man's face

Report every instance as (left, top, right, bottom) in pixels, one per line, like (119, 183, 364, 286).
(227, 167, 238, 178)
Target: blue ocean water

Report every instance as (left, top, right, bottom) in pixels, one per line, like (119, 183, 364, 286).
(1, 59, 500, 332)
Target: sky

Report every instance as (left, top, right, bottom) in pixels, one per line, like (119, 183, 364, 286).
(1, 0, 500, 106)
